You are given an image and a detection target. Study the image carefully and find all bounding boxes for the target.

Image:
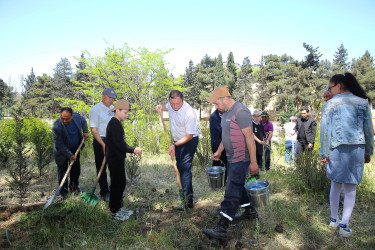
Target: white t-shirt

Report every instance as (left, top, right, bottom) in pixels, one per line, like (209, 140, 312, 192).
(89, 101, 114, 137)
(284, 121, 297, 141)
(166, 101, 199, 141)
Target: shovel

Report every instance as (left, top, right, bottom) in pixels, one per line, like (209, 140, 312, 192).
(81, 156, 106, 206)
(159, 113, 184, 200)
(44, 138, 85, 209)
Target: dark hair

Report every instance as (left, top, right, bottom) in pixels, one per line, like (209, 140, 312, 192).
(60, 107, 73, 115)
(330, 73, 371, 103)
(301, 107, 309, 113)
(169, 90, 183, 100)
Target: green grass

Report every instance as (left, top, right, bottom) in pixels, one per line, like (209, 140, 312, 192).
(1, 149, 375, 249)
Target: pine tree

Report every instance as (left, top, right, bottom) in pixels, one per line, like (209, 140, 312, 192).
(302, 42, 322, 71)
(23, 68, 37, 99)
(214, 53, 226, 87)
(226, 51, 238, 95)
(333, 44, 349, 72)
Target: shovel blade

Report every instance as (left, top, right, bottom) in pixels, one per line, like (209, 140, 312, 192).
(81, 191, 99, 206)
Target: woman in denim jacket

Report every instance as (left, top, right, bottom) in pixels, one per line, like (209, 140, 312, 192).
(320, 73, 374, 237)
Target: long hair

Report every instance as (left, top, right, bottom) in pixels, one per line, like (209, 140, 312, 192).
(330, 72, 371, 104)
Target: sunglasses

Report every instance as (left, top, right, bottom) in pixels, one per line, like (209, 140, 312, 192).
(327, 83, 339, 93)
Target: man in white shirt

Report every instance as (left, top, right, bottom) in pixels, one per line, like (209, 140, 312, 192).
(155, 90, 199, 210)
(89, 88, 116, 202)
(283, 116, 297, 163)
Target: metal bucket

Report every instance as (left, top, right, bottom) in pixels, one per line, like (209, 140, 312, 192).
(244, 180, 269, 207)
(205, 166, 226, 190)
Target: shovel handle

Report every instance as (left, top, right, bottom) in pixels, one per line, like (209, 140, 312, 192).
(159, 113, 183, 190)
(93, 156, 106, 188)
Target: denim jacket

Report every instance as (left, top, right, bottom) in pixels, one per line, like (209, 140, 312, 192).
(320, 92, 374, 158)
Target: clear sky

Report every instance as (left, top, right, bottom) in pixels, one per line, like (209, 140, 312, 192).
(1, 0, 374, 92)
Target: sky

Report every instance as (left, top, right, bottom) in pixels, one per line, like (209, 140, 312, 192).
(1, 0, 374, 92)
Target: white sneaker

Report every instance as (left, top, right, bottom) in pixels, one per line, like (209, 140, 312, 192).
(112, 211, 129, 221)
(329, 217, 340, 229)
(119, 207, 134, 217)
(339, 223, 352, 237)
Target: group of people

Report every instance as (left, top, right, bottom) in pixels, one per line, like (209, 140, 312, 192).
(52, 72, 373, 239)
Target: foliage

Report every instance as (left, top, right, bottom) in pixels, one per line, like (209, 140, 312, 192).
(22, 68, 37, 99)
(192, 121, 212, 170)
(333, 43, 349, 72)
(226, 51, 238, 95)
(214, 53, 226, 87)
(0, 78, 16, 116)
(24, 117, 54, 177)
(235, 59, 253, 106)
(277, 97, 298, 125)
(6, 105, 34, 206)
(125, 154, 142, 184)
(294, 150, 330, 197)
(0, 119, 14, 169)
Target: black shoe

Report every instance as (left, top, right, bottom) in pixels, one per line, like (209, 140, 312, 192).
(101, 193, 110, 202)
(71, 187, 84, 195)
(203, 216, 230, 240)
(173, 200, 194, 210)
(233, 206, 258, 222)
(60, 193, 68, 200)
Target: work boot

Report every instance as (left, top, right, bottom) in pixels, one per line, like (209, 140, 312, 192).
(203, 216, 230, 240)
(233, 206, 258, 222)
(173, 199, 194, 210)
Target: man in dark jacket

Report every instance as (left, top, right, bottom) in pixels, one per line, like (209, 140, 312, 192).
(295, 108, 317, 155)
(52, 107, 88, 199)
(209, 109, 228, 183)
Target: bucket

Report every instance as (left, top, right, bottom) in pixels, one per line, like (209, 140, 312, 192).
(205, 166, 226, 190)
(244, 180, 269, 207)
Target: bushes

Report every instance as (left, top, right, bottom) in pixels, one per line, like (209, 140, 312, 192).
(0, 119, 13, 169)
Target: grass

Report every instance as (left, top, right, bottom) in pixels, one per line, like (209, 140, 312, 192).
(1, 148, 375, 249)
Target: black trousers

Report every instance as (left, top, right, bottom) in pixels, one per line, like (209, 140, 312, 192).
(57, 151, 81, 196)
(93, 138, 109, 195)
(108, 158, 126, 213)
(296, 142, 313, 155)
(211, 146, 228, 184)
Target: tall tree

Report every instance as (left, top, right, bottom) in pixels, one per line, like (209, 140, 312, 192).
(333, 44, 349, 73)
(302, 42, 322, 71)
(235, 57, 253, 105)
(27, 74, 57, 116)
(0, 78, 15, 116)
(23, 68, 36, 99)
(226, 51, 238, 95)
(351, 50, 375, 106)
(53, 58, 73, 101)
(214, 53, 226, 87)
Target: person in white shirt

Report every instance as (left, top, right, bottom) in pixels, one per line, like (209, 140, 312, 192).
(283, 116, 297, 163)
(155, 90, 199, 210)
(89, 88, 116, 202)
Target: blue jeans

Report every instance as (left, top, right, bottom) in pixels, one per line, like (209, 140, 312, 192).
(285, 140, 297, 163)
(263, 146, 271, 170)
(175, 136, 199, 202)
(220, 161, 250, 220)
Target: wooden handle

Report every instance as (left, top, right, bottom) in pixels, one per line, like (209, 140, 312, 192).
(159, 113, 183, 190)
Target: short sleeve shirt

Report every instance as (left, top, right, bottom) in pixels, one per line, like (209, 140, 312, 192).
(166, 101, 199, 141)
(221, 101, 252, 163)
(89, 101, 114, 137)
(262, 120, 274, 139)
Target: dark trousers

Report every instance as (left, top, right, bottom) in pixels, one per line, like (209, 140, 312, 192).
(93, 138, 109, 196)
(263, 146, 271, 170)
(108, 158, 126, 213)
(296, 141, 313, 155)
(57, 151, 81, 196)
(175, 136, 199, 202)
(220, 161, 250, 219)
(211, 146, 228, 184)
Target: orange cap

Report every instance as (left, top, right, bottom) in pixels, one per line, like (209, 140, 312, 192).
(207, 86, 231, 103)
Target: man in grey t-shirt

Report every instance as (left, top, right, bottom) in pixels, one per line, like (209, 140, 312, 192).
(203, 86, 259, 242)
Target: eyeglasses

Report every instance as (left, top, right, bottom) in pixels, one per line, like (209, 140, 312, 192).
(327, 83, 339, 93)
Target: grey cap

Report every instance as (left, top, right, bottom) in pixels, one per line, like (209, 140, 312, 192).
(290, 116, 297, 121)
(253, 110, 262, 116)
(102, 88, 117, 99)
